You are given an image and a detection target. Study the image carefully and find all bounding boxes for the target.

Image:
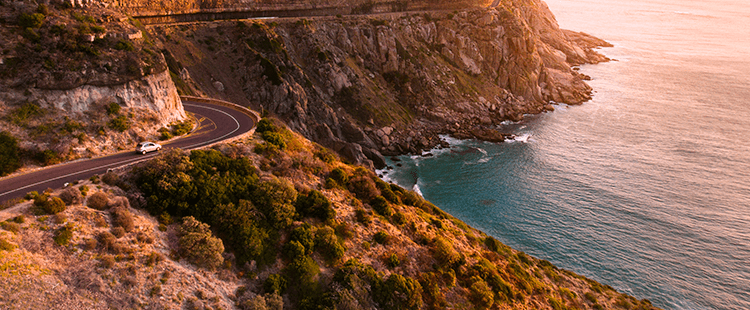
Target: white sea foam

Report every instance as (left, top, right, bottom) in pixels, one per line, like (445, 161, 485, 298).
(478, 157, 491, 163)
(509, 134, 531, 143)
(412, 183, 423, 197)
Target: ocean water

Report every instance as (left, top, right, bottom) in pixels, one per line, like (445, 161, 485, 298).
(381, 0, 750, 309)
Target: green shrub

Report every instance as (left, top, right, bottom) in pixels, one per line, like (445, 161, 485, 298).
(1, 221, 21, 233)
(284, 255, 319, 284)
(11, 216, 25, 224)
(469, 276, 494, 309)
(283, 240, 307, 261)
(10, 103, 43, 126)
(177, 216, 225, 269)
(315, 226, 345, 263)
(108, 115, 130, 132)
(35, 149, 61, 166)
(87, 192, 109, 210)
(115, 39, 134, 51)
(374, 274, 423, 310)
(170, 120, 193, 136)
(370, 196, 393, 216)
(373, 231, 390, 245)
(0, 238, 16, 251)
(18, 13, 45, 28)
(262, 131, 286, 149)
(549, 296, 566, 310)
(433, 237, 461, 269)
(264, 274, 287, 294)
(79, 185, 89, 196)
(289, 225, 315, 254)
(355, 208, 372, 225)
(584, 292, 598, 303)
(385, 252, 400, 268)
(105, 102, 121, 115)
(54, 224, 74, 246)
(392, 212, 405, 225)
(295, 190, 335, 222)
(328, 168, 348, 185)
(256, 118, 277, 134)
(40, 196, 66, 214)
(0, 131, 22, 176)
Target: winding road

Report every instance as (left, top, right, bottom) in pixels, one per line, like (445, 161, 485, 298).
(0, 100, 256, 204)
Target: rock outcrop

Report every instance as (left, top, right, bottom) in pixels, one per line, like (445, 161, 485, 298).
(2, 70, 185, 125)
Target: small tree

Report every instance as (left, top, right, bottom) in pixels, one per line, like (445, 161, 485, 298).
(178, 217, 224, 269)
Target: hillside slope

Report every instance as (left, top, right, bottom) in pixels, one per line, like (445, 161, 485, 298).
(0, 119, 658, 310)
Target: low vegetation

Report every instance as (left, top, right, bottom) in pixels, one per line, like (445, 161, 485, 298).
(0, 120, 657, 309)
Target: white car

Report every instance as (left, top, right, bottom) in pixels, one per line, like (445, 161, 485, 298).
(135, 141, 161, 154)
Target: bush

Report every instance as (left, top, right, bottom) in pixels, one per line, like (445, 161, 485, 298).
(0, 238, 16, 251)
(108, 115, 130, 132)
(102, 171, 120, 185)
(0, 131, 22, 176)
(264, 274, 287, 294)
(315, 226, 345, 263)
(18, 13, 45, 28)
(54, 224, 74, 246)
(40, 196, 66, 214)
(178, 217, 225, 269)
(373, 231, 390, 245)
(35, 149, 61, 166)
(348, 176, 379, 201)
(262, 131, 286, 149)
(59, 187, 83, 205)
(370, 196, 393, 216)
(328, 168, 348, 185)
(392, 212, 405, 225)
(115, 40, 134, 51)
(295, 190, 335, 222)
(385, 253, 400, 268)
(98, 231, 118, 252)
(256, 118, 277, 134)
(284, 255, 319, 284)
(355, 208, 372, 225)
(289, 225, 315, 254)
(87, 192, 109, 210)
(1, 221, 21, 233)
(433, 237, 461, 269)
(11, 215, 25, 224)
(374, 274, 423, 310)
(283, 240, 307, 261)
(111, 226, 126, 238)
(105, 102, 121, 115)
(469, 276, 494, 309)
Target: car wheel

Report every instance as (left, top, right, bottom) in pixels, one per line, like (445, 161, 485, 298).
(157, 147, 161, 151)
(142, 150, 147, 155)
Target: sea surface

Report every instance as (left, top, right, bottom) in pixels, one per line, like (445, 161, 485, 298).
(380, 0, 750, 309)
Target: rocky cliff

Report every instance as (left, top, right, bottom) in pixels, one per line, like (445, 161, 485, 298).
(0, 1, 186, 169)
(152, 0, 609, 167)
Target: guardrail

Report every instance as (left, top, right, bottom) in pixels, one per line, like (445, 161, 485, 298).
(180, 95, 261, 148)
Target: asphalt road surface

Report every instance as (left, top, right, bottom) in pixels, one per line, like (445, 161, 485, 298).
(0, 100, 256, 204)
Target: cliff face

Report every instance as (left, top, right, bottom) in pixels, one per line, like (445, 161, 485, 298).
(2, 70, 185, 124)
(153, 0, 608, 167)
(0, 2, 186, 169)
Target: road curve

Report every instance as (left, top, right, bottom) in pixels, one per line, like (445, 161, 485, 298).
(0, 100, 256, 204)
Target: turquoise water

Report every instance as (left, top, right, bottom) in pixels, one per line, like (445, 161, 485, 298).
(382, 1, 750, 309)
